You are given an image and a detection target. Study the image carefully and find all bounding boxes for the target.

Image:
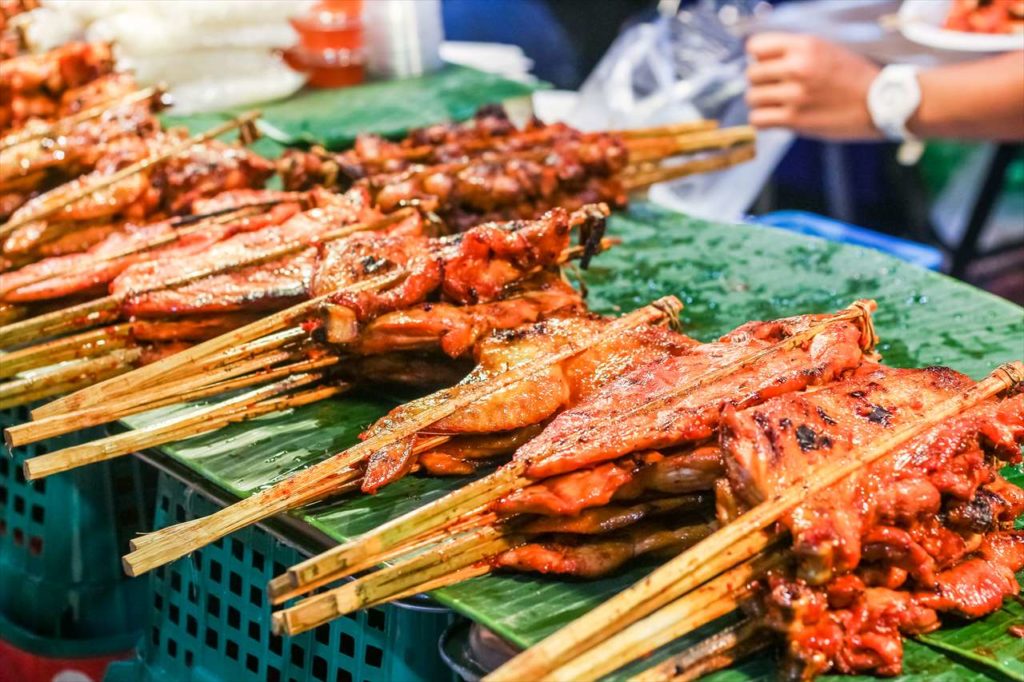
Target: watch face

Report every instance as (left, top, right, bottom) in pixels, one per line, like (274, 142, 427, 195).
(878, 81, 904, 109)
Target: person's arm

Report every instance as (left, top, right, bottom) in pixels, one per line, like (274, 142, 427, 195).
(745, 32, 1024, 141)
(910, 52, 1024, 140)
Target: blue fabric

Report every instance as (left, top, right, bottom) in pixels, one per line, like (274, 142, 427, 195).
(442, 0, 581, 88)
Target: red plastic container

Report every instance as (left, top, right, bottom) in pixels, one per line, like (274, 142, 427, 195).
(284, 45, 365, 88)
(290, 14, 362, 52)
(287, 0, 365, 88)
(0, 638, 130, 682)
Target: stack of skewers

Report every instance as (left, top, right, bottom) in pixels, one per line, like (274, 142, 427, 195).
(0, 41, 757, 421)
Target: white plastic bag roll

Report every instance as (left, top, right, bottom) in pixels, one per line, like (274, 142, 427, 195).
(119, 49, 289, 86)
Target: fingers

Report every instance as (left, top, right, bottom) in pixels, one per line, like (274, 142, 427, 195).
(747, 59, 795, 85)
(748, 106, 794, 130)
(746, 82, 804, 108)
(746, 32, 792, 60)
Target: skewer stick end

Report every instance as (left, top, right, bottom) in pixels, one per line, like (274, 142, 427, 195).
(270, 611, 288, 637)
(22, 457, 51, 481)
(122, 555, 142, 578)
(996, 360, 1024, 388)
(267, 572, 298, 605)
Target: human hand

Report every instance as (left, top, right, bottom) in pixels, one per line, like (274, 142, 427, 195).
(745, 33, 882, 140)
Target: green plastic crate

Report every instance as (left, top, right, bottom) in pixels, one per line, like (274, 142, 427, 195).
(0, 404, 153, 644)
(106, 472, 454, 682)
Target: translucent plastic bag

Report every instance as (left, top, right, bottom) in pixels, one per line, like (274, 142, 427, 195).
(570, 0, 769, 131)
(568, 0, 792, 222)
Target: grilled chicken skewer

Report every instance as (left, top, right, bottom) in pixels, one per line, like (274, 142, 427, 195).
(0, 78, 168, 219)
(30, 203, 607, 420)
(281, 105, 755, 233)
(116, 296, 681, 577)
(0, 111, 272, 260)
(489, 362, 1024, 682)
(10, 206, 610, 477)
(271, 302, 878, 604)
(266, 304, 886, 634)
(1, 41, 115, 131)
(0, 188, 396, 348)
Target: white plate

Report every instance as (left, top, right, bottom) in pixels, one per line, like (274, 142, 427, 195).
(898, 0, 1024, 52)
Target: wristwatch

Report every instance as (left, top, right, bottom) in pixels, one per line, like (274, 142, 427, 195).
(867, 64, 922, 142)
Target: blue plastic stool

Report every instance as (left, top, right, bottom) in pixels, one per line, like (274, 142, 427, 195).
(749, 210, 944, 271)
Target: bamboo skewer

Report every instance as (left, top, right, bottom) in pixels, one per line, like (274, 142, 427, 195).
(0, 85, 166, 151)
(0, 201, 277, 299)
(0, 207, 414, 349)
(0, 346, 142, 404)
(6, 353, 339, 448)
(66, 346, 301, 423)
(18, 325, 308, 431)
(22, 371, 328, 479)
(285, 301, 875, 594)
(543, 552, 782, 682)
(125, 464, 364, 559)
(276, 510, 718, 635)
(0, 347, 143, 410)
(624, 126, 756, 163)
(143, 327, 309, 390)
(267, 495, 491, 604)
(119, 298, 681, 577)
(0, 323, 133, 380)
(486, 361, 1023, 682)
(0, 111, 261, 239)
(274, 524, 522, 636)
(0, 295, 122, 348)
(0, 304, 27, 325)
(623, 144, 757, 191)
(629, 619, 765, 682)
(362, 563, 491, 609)
(614, 120, 719, 139)
(32, 269, 404, 418)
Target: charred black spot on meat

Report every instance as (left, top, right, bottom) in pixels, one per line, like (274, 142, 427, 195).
(943, 489, 999, 533)
(359, 255, 390, 274)
(816, 407, 837, 425)
(866, 404, 893, 426)
(795, 424, 829, 452)
(780, 417, 792, 429)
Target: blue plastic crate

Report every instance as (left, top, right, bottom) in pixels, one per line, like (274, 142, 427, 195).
(106, 471, 454, 682)
(750, 210, 944, 271)
(0, 403, 153, 646)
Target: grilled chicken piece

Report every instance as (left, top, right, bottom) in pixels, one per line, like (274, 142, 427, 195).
(115, 189, 384, 316)
(514, 308, 874, 480)
(497, 445, 724, 517)
(1, 42, 114, 129)
(359, 313, 696, 493)
(1, 75, 157, 194)
(349, 273, 584, 358)
(765, 530, 1024, 679)
(494, 521, 714, 578)
(723, 365, 1024, 584)
(279, 105, 623, 192)
(280, 105, 627, 233)
(318, 204, 603, 340)
(2, 193, 303, 303)
(3, 131, 275, 256)
(128, 314, 264, 342)
(518, 496, 708, 535)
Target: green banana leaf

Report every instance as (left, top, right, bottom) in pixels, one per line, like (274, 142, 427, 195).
(160, 64, 538, 158)
(124, 203, 1024, 680)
